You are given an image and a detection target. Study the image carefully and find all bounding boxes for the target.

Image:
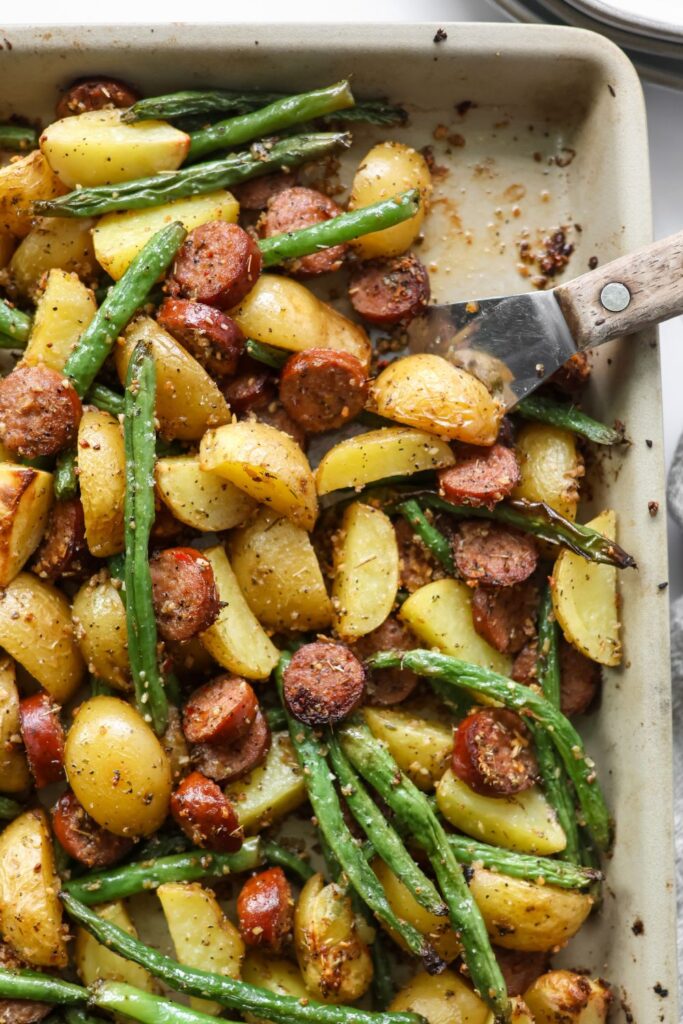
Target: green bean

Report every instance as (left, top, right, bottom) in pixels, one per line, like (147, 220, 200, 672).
(259, 191, 419, 268)
(135, 827, 190, 860)
(339, 718, 509, 1022)
(0, 795, 22, 820)
(0, 968, 86, 1005)
(275, 656, 442, 972)
(61, 892, 427, 1024)
(370, 932, 395, 1011)
(125, 90, 406, 127)
(261, 840, 314, 882)
(244, 338, 289, 370)
(54, 448, 78, 500)
(88, 383, 125, 417)
(35, 133, 349, 218)
(123, 339, 168, 734)
(64, 222, 186, 396)
(187, 81, 353, 162)
(515, 395, 624, 446)
(395, 498, 454, 573)
(65, 1010, 108, 1024)
(0, 123, 38, 150)
(92, 979, 243, 1024)
(64, 840, 261, 905)
(446, 835, 600, 890)
(327, 734, 447, 917)
(90, 677, 114, 697)
(264, 705, 288, 730)
(0, 297, 32, 344)
(369, 649, 612, 852)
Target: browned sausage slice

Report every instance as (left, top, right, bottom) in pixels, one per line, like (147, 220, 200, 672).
(170, 221, 262, 309)
(0, 943, 51, 1024)
(233, 172, 298, 211)
(283, 641, 365, 726)
(260, 186, 346, 276)
(439, 444, 519, 509)
(19, 691, 65, 788)
(494, 948, 549, 997)
(149, 547, 220, 643)
(559, 640, 600, 717)
(32, 498, 91, 582)
(453, 521, 538, 587)
(279, 349, 368, 434)
(56, 77, 139, 118)
(52, 789, 134, 868)
(350, 616, 419, 705)
(183, 676, 259, 746)
(222, 358, 276, 415)
(471, 582, 538, 655)
(170, 770, 244, 853)
(237, 867, 293, 950)
(191, 708, 271, 784)
(511, 641, 537, 685)
(0, 365, 82, 459)
(349, 253, 430, 327)
(452, 707, 539, 796)
(157, 298, 245, 377)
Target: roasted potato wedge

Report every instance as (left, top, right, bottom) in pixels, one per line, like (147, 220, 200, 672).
(225, 731, 306, 834)
(0, 571, 84, 702)
(72, 575, 129, 690)
(295, 873, 373, 1004)
(399, 578, 512, 675)
(118, 317, 231, 441)
(242, 952, 308, 1024)
(0, 463, 53, 586)
(75, 900, 156, 992)
(158, 881, 244, 1015)
(0, 151, 65, 237)
(78, 408, 126, 558)
(370, 353, 503, 445)
(524, 970, 612, 1023)
(389, 967, 490, 1024)
(41, 109, 189, 188)
(348, 141, 432, 258)
(229, 508, 332, 631)
(0, 656, 30, 794)
(373, 859, 461, 962)
(332, 502, 398, 640)
(436, 768, 567, 855)
(468, 868, 592, 952)
(200, 421, 318, 531)
(93, 189, 239, 279)
(552, 509, 621, 666)
(200, 545, 280, 680)
(0, 809, 67, 966)
(22, 268, 96, 371)
(513, 423, 583, 520)
(10, 216, 97, 298)
(364, 706, 453, 791)
(155, 454, 256, 533)
(315, 427, 455, 496)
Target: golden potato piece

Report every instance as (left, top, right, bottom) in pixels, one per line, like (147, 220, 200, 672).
(389, 967, 490, 1024)
(513, 422, 583, 521)
(0, 657, 30, 793)
(364, 706, 453, 791)
(155, 454, 256, 533)
(242, 952, 308, 1024)
(0, 151, 65, 237)
(524, 970, 612, 1023)
(0, 463, 53, 586)
(225, 731, 306, 834)
(315, 427, 455, 495)
(552, 509, 621, 666)
(200, 420, 318, 531)
(10, 216, 96, 298)
(22, 268, 96, 371)
(370, 353, 503, 444)
(75, 900, 156, 992)
(374, 859, 462, 963)
(78, 408, 125, 558)
(332, 502, 398, 640)
(72, 576, 129, 691)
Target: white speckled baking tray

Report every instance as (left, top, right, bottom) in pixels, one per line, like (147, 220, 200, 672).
(0, 21, 676, 1022)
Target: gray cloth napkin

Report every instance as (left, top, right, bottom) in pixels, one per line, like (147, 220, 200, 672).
(666, 432, 683, 965)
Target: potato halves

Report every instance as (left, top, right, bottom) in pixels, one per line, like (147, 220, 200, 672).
(370, 353, 503, 445)
(0, 151, 65, 237)
(390, 968, 490, 1024)
(0, 463, 53, 586)
(0, 657, 30, 793)
(22, 268, 97, 371)
(524, 970, 612, 1023)
(315, 427, 455, 495)
(513, 422, 583, 520)
(75, 900, 157, 992)
(155, 454, 256, 533)
(332, 502, 398, 640)
(200, 421, 318, 531)
(72, 575, 130, 691)
(364, 706, 453, 791)
(10, 216, 96, 298)
(373, 860, 461, 962)
(225, 731, 306, 834)
(78, 408, 126, 558)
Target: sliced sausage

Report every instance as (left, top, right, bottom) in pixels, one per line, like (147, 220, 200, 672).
(56, 77, 139, 119)
(559, 641, 600, 717)
(170, 770, 244, 854)
(283, 641, 366, 726)
(170, 221, 262, 309)
(548, 351, 591, 395)
(252, 403, 307, 450)
(183, 676, 259, 746)
(350, 616, 419, 706)
(0, 365, 82, 459)
(0, 943, 51, 1024)
(222, 357, 277, 415)
(439, 444, 519, 509)
(452, 708, 539, 797)
(279, 349, 368, 434)
(19, 691, 65, 788)
(511, 641, 537, 686)
(157, 298, 245, 378)
(149, 547, 220, 643)
(237, 867, 293, 951)
(192, 707, 271, 784)
(31, 498, 91, 582)
(260, 186, 346, 276)
(349, 253, 430, 327)
(494, 948, 549, 997)
(471, 582, 538, 655)
(395, 516, 446, 593)
(233, 172, 298, 211)
(52, 789, 134, 868)
(453, 521, 538, 587)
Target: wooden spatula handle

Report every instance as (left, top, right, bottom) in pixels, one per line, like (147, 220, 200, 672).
(554, 229, 683, 348)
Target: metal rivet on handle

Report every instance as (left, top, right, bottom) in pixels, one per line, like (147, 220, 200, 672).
(600, 281, 631, 312)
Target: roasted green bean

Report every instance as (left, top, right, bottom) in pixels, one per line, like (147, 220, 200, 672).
(515, 394, 624, 446)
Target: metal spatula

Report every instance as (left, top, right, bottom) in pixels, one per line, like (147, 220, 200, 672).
(406, 229, 683, 406)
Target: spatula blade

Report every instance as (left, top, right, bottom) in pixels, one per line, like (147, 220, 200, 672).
(406, 288, 578, 408)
